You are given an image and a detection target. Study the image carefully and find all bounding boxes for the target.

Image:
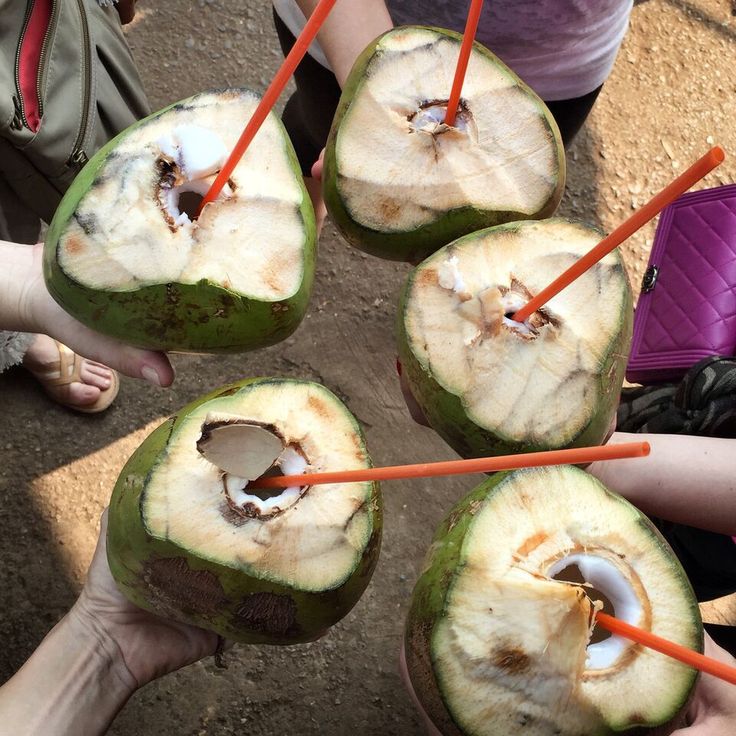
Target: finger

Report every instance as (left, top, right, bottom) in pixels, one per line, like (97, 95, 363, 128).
(399, 643, 443, 736)
(311, 148, 325, 181)
(56, 310, 174, 386)
(34, 279, 175, 386)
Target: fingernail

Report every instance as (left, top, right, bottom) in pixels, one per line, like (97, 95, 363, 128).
(141, 365, 161, 387)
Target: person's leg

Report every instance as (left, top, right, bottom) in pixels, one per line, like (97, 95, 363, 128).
(545, 85, 603, 148)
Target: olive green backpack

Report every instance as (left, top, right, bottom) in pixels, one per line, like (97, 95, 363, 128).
(0, 0, 149, 225)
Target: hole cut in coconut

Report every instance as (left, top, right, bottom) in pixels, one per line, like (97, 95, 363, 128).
(408, 99, 478, 140)
(196, 415, 311, 520)
(177, 190, 205, 221)
(224, 445, 309, 519)
(498, 285, 553, 338)
(156, 125, 233, 227)
(197, 419, 285, 480)
(437, 258, 556, 341)
(548, 553, 643, 672)
(553, 564, 614, 644)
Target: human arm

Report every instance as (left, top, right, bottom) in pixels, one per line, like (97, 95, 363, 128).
(294, 0, 393, 86)
(587, 432, 736, 536)
(0, 510, 218, 736)
(0, 240, 174, 386)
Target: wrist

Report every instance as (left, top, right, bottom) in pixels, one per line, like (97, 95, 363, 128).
(66, 599, 139, 697)
(0, 240, 44, 334)
(0, 607, 135, 736)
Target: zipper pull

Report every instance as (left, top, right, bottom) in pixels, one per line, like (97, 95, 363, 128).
(10, 95, 24, 130)
(68, 148, 89, 168)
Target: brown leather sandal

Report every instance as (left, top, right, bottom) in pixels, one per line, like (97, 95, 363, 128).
(30, 340, 119, 413)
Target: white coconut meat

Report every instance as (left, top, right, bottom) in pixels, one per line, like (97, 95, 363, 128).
(404, 220, 630, 445)
(57, 90, 307, 300)
(334, 27, 562, 232)
(431, 466, 700, 736)
(141, 382, 376, 592)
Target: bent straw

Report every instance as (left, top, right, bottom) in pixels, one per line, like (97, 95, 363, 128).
(444, 0, 485, 126)
(596, 612, 736, 686)
(248, 441, 649, 489)
(512, 146, 725, 323)
(197, 0, 338, 215)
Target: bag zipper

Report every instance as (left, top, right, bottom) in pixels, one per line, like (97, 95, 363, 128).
(68, 0, 91, 168)
(35, 0, 59, 122)
(13, 0, 55, 132)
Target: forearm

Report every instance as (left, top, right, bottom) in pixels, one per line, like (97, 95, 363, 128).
(0, 240, 40, 333)
(0, 608, 134, 736)
(588, 432, 736, 535)
(295, 0, 393, 86)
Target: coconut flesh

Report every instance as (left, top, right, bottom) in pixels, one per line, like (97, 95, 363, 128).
(402, 220, 631, 450)
(411, 466, 700, 736)
(55, 90, 307, 301)
(330, 27, 563, 236)
(141, 381, 377, 593)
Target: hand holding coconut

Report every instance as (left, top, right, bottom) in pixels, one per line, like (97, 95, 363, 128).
(403, 466, 709, 736)
(44, 90, 317, 353)
(106, 378, 382, 645)
(398, 219, 632, 459)
(0, 510, 218, 736)
(400, 633, 736, 736)
(1, 240, 173, 406)
(323, 26, 565, 262)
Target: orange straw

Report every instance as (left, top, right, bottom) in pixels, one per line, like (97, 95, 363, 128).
(444, 0, 485, 126)
(196, 0, 338, 215)
(596, 612, 736, 686)
(512, 146, 725, 323)
(248, 441, 649, 489)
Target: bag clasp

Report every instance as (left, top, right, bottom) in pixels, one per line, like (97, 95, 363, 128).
(641, 265, 659, 293)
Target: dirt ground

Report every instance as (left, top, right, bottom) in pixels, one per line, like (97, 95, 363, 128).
(1, 1, 736, 734)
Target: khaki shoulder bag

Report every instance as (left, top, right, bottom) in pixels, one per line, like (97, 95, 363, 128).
(0, 0, 149, 224)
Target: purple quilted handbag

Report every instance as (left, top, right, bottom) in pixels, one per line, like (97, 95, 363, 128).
(627, 184, 736, 384)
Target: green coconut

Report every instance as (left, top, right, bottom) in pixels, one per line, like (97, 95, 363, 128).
(405, 465, 702, 736)
(107, 378, 382, 644)
(323, 26, 565, 263)
(44, 89, 316, 352)
(397, 219, 633, 458)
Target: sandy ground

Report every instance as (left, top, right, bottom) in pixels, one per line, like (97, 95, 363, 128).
(1, 1, 735, 734)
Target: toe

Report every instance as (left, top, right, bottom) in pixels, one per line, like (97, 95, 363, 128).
(79, 360, 113, 389)
(67, 382, 102, 407)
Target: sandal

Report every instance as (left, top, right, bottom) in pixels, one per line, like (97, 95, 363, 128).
(29, 340, 119, 414)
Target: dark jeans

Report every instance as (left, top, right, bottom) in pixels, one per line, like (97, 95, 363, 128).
(273, 10, 602, 174)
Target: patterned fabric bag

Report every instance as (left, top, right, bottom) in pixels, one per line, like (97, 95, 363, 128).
(626, 185, 736, 384)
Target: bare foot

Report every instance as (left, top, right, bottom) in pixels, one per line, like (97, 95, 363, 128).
(23, 334, 117, 411)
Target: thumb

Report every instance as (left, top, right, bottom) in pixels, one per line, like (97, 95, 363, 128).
(38, 289, 175, 386)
